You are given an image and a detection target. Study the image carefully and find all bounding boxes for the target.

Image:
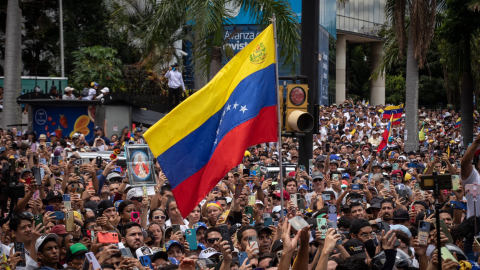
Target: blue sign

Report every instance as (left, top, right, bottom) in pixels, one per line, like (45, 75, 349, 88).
(32, 105, 95, 141)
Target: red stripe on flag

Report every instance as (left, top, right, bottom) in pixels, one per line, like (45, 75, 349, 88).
(172, 105, 278, 217)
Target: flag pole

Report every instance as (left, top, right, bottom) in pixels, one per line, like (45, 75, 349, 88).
(272, 14, 285, 219)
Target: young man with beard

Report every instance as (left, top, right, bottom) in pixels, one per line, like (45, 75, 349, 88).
(121, 222, 145, 257)
(10, 212, 44, 267)
(380, 198, 395, 224)
(349, 202, 367, 220)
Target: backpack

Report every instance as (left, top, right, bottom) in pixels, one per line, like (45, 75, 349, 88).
(81, 88, 90, 97)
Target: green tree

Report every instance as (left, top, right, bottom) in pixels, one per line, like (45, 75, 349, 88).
(72, 46, 124, 90)
(385, 74, 406, 105)
(439, 0, 480, 145)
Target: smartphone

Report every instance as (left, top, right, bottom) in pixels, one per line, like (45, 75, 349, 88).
(392, 163, 399, 170)
(218, 210, 230, 224)
(53, 211, 65, 220)
(288, 216, 309, 231)
(248, 195, 256, 206)
(131, 212, 140, 223)
(290, 193, 298, 207)
(414, 183, 420, 191)
(186, 229, 197, 250)
(31, 143, 36, 152)
(451, 175, 460, 191)
(95, 209, 104, 218)
(325, 143, 330, 153)
(418, 221, 430, 246)
(86, 252, 102, 269)
(74, 167, 80, 177)
(63, 194, 71, 211)
(97, 232, 119, 243)
(352, 184, 360, 191)
(317, 218, 327, 239)
(242, 168, 250, 176)
(196, 260, 208, 270)
(139, 255, 152, 268)
(248, 235, 259, 253)
(383, 179, 390, 190)
(264, 217, 273, 227)
(52, 156, 59, 166)
(441, 247, 458, 263)
(398, 189, 407, 203)
(96, 156, 103, 168)
(14, 242, 26, 267)
(238, 252, 249, 266)
(368, 173, 373, 182)
(120, 248, 134, 258)
(440, 220, 453, 243)
(172, 224, 181, 235)
(218, 224, 234, 252)
(38, 158, 46, 166)
(234, 184, 242, 199)
(34, 214, 43, 233)
(66, 211, 74, 231)
(299, 165, 305, 171)
(46, 205, 54, 212)
(245, 206, 254, 224)
(332, 173, 339, 181)
(322, 194, 331, 201)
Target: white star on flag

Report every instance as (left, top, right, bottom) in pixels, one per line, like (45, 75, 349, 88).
(214, 139, 217, 145)
(233, 102, 239, 109)
(240, 105, 248, 113)
(226, 104, 231, 111)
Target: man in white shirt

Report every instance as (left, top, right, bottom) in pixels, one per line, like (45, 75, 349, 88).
(165, 63, 185, 106)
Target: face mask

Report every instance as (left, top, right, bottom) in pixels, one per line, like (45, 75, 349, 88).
(172, 67, 176, 71)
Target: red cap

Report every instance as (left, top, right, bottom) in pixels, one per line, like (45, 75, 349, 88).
(50, 225, 66, 235)
(342, 180, 349, 185)
(274, 190, 291, 201)
(288, 171, 296, 177)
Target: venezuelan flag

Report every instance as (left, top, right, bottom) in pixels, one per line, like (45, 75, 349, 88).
(377, 115, 393, 153)
(383, 104, 404, 120)
(144, 25, 278, 217)
(455, 117, 461, 128)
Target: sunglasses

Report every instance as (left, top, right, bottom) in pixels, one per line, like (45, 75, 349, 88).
(206, 238, 220, 244)
(153, 215, 166, 220)
(132, 197, 143, 202)
(145, 241, 154, 246)
(313, 178, 323, 183)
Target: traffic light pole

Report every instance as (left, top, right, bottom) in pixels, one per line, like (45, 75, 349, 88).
(299, 0, 320, 167)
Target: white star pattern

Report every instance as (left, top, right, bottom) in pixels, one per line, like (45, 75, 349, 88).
(216, 129, 219, 134)
(240, 105, 248, 113)
(223, 110, 226, 116)
(214, 139, 218, 145)
(233, 102, 239, 109)
(226, 104, 231, 111)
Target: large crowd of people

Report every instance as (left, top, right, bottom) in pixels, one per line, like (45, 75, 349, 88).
(0, 100, 477, 270)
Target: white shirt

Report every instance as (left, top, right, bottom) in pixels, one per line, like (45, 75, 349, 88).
(82, 88, 97, 100)
(462, 168, 480, 218)
(165, 70, 185, 90)
(62, 94, 76, 100)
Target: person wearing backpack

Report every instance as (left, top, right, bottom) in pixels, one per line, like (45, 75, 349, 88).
(80, 82, 98, 100)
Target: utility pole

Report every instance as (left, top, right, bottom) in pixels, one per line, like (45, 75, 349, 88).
(59, 0, 65, 77)
(299, 0, 319, 167)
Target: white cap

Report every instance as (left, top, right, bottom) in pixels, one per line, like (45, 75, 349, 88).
(101, 87, 110, 93)
(127, 188, 137, 200)
(135, 246, 153, 258)
(35, 233, 60, 252)
(199, 248, 222, 259)
(64, 86, 74, 92)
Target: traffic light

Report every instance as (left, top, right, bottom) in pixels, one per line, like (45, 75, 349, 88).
(285, 84, 313, 132)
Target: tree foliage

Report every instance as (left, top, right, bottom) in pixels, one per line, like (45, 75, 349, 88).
(72, 46, 124, 90)
(385, 74, 406, 105)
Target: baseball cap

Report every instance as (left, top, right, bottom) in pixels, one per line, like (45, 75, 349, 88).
(271, 240, 283, 252)
(342, 173, 350, 179)
(106, 172, 122, 181)
(101, 87, 110, 93)
(298, 184, 309, 191)
(413, 201, 429, 210)
(35, 233, 60, 252)
(91, 82, 99, 86)
(199, 247, 221, 259)
(16, 131, 22, 137)
(126, 188, 138, 201)
(93, 126, 102, 131)
(255, 200, 264, 206)
(45, 190, 63, 202)
(50, 225, 66, 235)
(151, 251, 168, 262)
(164, 240, 184, 252)
(273, 190, 290, 201)
(343, 239, 367, 259)
(66, 243, 88, 262)
(391, 225, 412, 237)
(192, 222, 208, 232)
(64, 86, 74, 92)
(134, 127, 143, 133)
(391, 209, 409, 221)
(312, 171, 324, 180)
